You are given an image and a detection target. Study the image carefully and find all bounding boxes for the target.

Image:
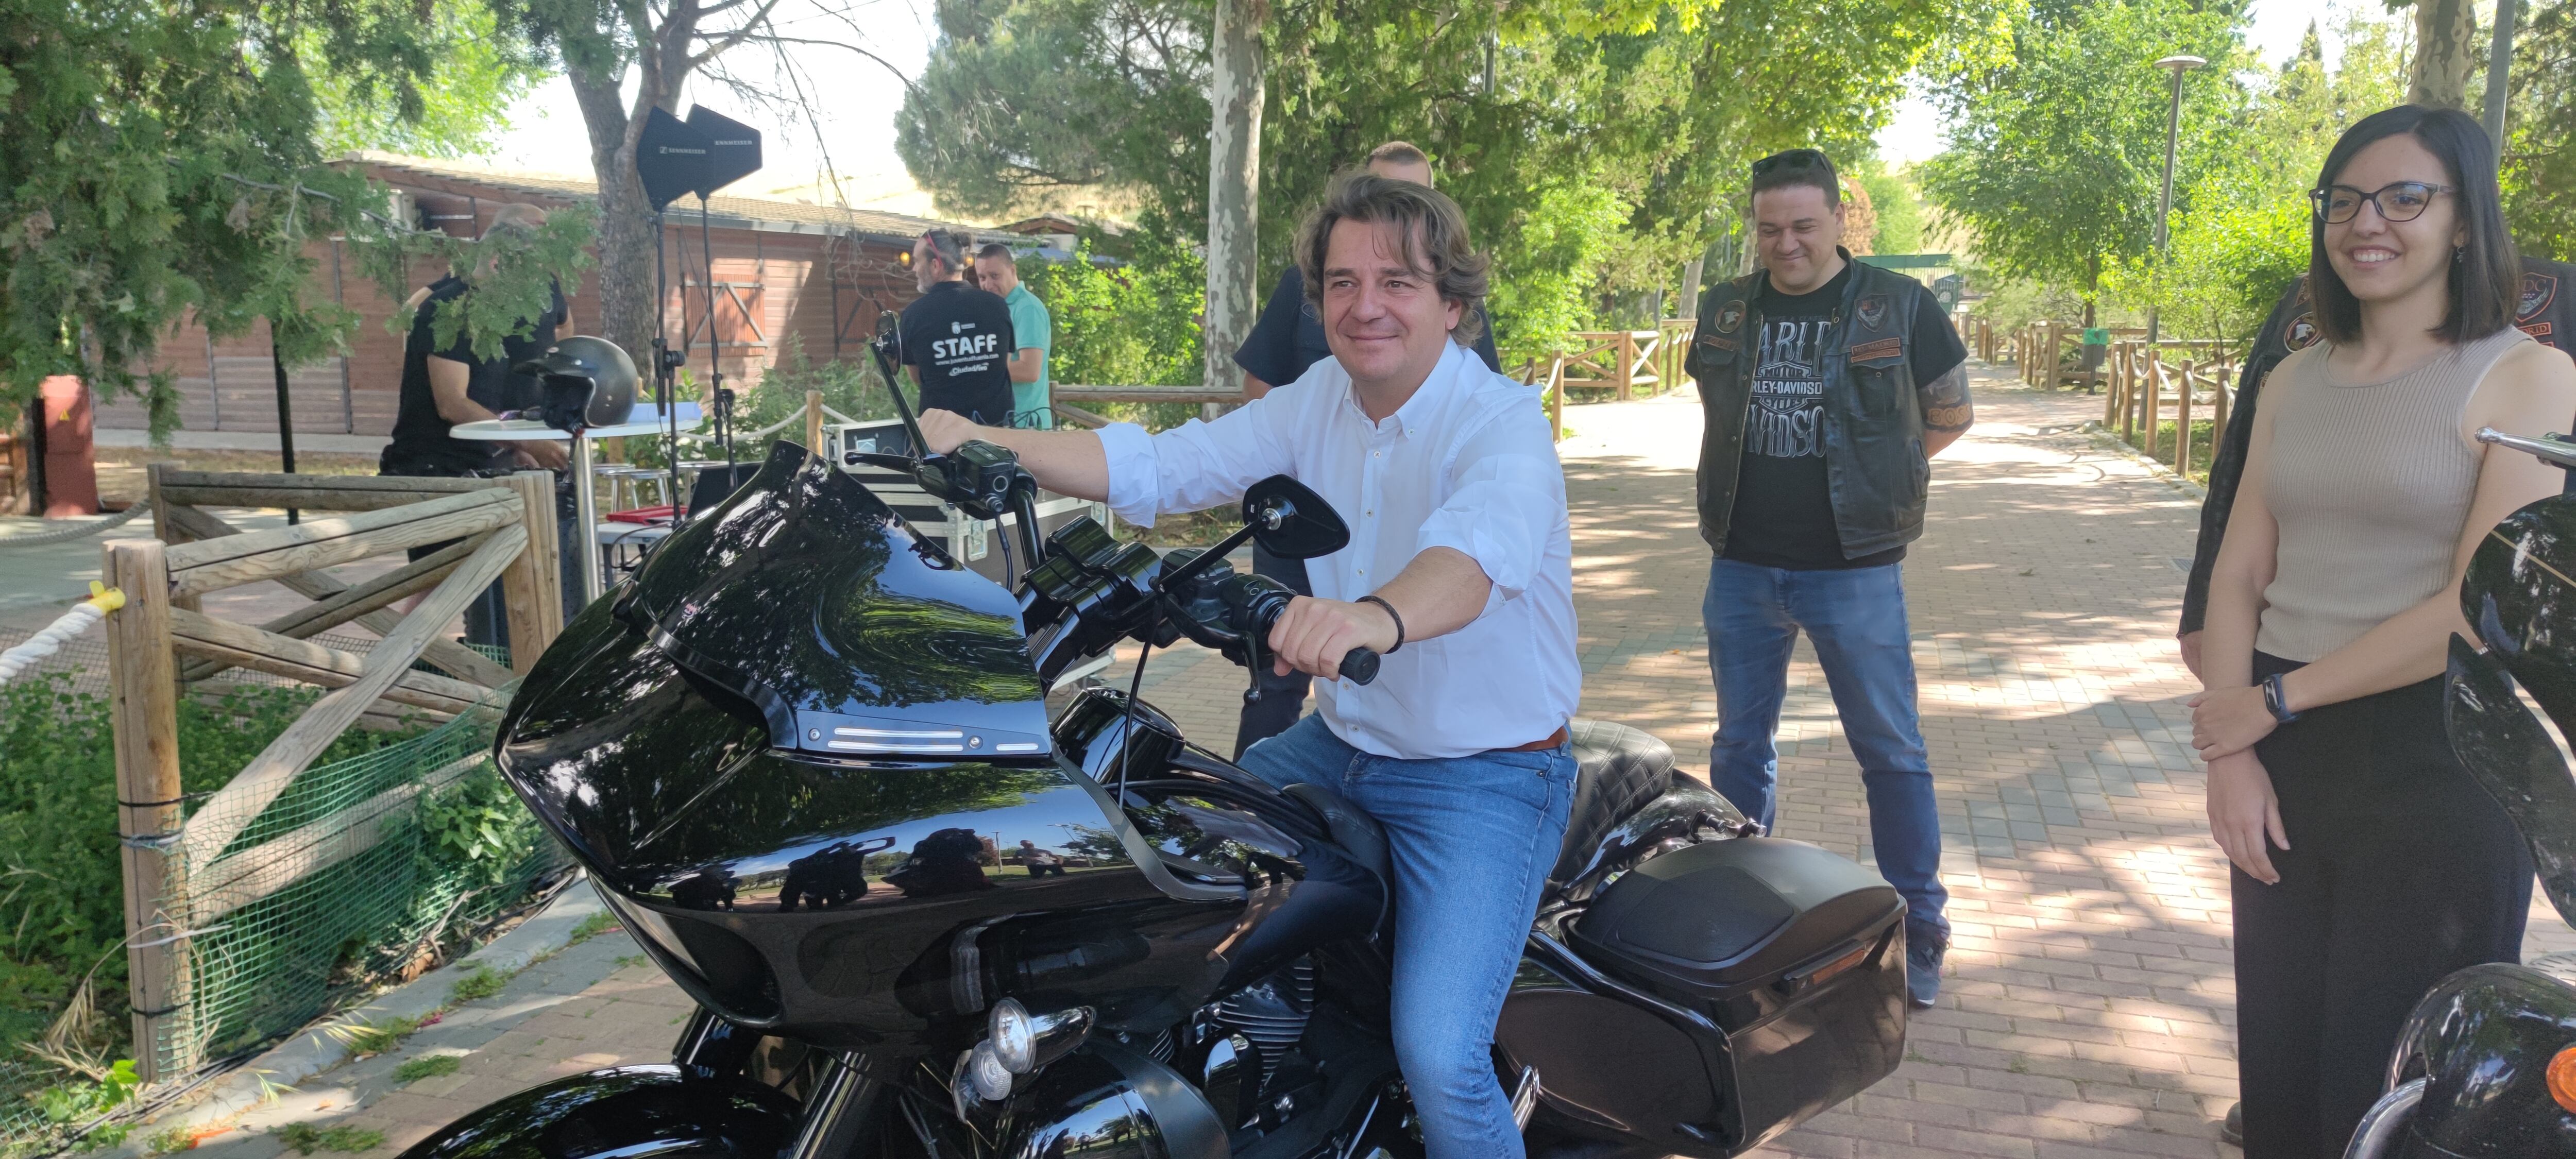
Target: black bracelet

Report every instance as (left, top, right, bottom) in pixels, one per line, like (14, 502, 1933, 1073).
(1357, 595, 1405, 654)
(2263, 672, 2301, 723)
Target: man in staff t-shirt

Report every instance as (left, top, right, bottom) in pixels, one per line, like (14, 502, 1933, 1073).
(899, 229, 1018, 425)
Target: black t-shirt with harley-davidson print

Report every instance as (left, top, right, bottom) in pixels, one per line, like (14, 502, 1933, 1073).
(1723, 264, 1964, 570)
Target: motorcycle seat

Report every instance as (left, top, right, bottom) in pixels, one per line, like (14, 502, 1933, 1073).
(1555, 720, 1676, 883)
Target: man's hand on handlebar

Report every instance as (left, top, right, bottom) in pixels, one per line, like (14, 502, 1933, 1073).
(918, 408, 983, 455)
(1269, 596, 1399, 680)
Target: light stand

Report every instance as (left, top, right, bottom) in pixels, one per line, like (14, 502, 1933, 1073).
(699, 195, 736, 479)
(634, 104, 759, 518)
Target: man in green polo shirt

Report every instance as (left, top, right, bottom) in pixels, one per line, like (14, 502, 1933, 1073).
(974, 243, 1054, 428)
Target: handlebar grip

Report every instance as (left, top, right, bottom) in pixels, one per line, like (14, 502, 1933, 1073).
(1337, 647, 1380, 686)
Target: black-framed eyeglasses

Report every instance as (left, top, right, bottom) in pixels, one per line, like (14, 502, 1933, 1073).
(1751, 148, 1830, 177)
(2310, 181, 2455, 225)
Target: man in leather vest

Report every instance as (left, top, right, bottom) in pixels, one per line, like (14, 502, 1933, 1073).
(2180, 257, 2576, 675)
(1684, 148, 1976, 1010)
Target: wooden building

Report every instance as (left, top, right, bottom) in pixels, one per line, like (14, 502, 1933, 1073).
(94, 153, 1025, 437)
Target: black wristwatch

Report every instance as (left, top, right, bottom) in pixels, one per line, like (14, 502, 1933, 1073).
(2262, 672, 2301, 724)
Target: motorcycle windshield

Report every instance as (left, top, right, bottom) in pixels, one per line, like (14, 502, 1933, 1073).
(619, 441, 1049, 757)
(2454, 493, 2576, 927)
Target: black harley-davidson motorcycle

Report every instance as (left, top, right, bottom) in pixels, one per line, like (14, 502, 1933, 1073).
(396, 350, 1912, 1158)
(2344, 427, 2576, 1158)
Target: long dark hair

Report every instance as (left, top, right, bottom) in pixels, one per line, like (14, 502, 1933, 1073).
(2309, 105, 2519, 346)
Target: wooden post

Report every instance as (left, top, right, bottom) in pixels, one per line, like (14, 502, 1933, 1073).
(498, 471, 563, 675)
(1615, 331, 1636, 401)
(1547, 355, 1566, 441)
(2214, 372, 2232, 448)
(105, 539, 188, 1083)
(2103, 345, 2120, 427)
(804, 389, 825, 456)
(2178, 360, 2197, 476)
(147, 464, 200, 615)
(2142, 349, 2162, 458)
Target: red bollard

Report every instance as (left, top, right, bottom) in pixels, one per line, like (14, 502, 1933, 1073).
(38, 374, 99, 517)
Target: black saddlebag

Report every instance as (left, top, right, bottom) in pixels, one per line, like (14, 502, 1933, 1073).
(1570, 837, 1909, 1146)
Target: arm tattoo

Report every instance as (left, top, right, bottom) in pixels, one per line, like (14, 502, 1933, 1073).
(1919, 365, 1973, 432)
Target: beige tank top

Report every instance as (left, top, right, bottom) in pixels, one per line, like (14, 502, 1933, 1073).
(2255, 326, 2532, 661)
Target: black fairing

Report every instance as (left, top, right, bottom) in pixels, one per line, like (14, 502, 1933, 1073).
(2427, 488, 2576, 1153)
(2456, 495, 2576, 927)
(2386, 961, 2576, 1156)
(494, 444, 1252, 1054)
(607, 439, 1050, 757)
(391, 1066, 798, 1159)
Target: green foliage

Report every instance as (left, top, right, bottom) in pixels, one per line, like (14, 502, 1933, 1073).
(417, 770, 538, 890)
(733, 334, 900, 442)
(308, 1, 546, 158)
(1921, 0, 2249, 311)
(0, 675, 423, 1075)
(1852, 160, 1926, 257)
(2105, 194, 2309, 351)
(1021, 240, 1206, 389)
(392, 1054, 462, 1083)
(1486, 181, 1631, 367)
(899, 0, 1977, 360)
(0, 0, 564, 437)
(2505, 0, 2576, 259)
(334, 1014, 423, 1059)
(446, 966, 505, 1004)
(273, 1124, 386, 1154)
(565, 911, 620, 946)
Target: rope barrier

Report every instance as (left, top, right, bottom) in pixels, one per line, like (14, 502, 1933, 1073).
(0, 500, 151, 546)
(0, 582, 126, 684)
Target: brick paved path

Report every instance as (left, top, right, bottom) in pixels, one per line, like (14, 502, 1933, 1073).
(173, 367, 2576, 1158)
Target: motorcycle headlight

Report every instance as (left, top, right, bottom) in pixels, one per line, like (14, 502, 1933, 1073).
(990, 998, 1037, 1073)
(968, 1039, 1015, 1102)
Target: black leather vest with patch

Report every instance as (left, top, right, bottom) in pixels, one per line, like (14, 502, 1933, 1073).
(1685, 256, 1930, 559)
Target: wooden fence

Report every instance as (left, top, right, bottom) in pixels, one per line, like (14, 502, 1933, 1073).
(107, 468, 562, 1081)
(2102, 340, 2242, 479)
(1556, 322, 1694, 401)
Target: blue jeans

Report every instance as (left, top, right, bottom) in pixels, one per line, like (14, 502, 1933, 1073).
(1703, 557, 1948, 945)
(1239, 715, 1574, 1159)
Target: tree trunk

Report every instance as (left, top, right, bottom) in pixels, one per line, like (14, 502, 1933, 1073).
(1202, 0, 1266, 405)
(2411, 0, 2479, 109)
(1680, 255, 1705, 318)
(569, 2, 699, 364)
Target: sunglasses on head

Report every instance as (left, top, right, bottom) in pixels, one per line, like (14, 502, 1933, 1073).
(1751, 148, 1831, 177)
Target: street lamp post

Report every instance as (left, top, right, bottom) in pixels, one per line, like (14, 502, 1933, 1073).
(2148, 54, 2206, 345)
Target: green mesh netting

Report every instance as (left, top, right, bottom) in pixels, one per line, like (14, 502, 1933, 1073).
(1, 626, 562, 1157)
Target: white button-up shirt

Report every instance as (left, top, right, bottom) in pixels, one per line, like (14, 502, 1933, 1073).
(1096, 342, 1579, 759)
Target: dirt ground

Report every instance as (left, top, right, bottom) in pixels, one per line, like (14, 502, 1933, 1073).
(90, 447, 385, 507)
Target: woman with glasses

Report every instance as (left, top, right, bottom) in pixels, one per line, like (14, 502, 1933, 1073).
(2193, 105, 2576, 1157)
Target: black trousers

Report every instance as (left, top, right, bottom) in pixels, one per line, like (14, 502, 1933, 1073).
(2233, 652, 2531, 1159)
(1233, 542, 1314, 759)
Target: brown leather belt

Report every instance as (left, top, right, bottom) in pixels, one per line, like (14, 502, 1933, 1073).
(1501, 724, 1570, 753)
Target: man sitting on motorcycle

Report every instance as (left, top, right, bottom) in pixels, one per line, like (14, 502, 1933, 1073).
(918, 171, 1579, 1159)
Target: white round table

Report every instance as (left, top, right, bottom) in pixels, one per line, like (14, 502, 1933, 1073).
(450, 403, 703, 600)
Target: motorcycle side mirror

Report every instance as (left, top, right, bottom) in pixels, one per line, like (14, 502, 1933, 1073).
(1153, 475, 1347, 602)
(1242, 475, 1347, 560)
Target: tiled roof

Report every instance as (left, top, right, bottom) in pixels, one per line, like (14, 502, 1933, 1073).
(344, 152, 1026, 244)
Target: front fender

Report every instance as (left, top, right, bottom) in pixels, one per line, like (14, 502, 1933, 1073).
(394, 1065, 800, 1159)
(2387, 962, 2576, 1156)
